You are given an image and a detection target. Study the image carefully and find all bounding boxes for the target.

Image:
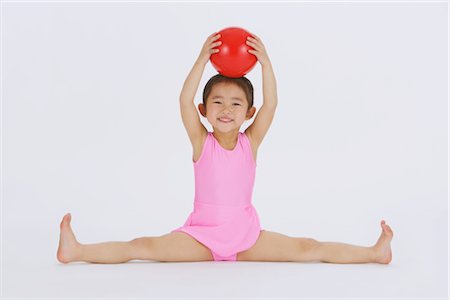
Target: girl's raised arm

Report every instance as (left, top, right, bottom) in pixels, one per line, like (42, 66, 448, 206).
(244, 33, 278, 149)
(179, 33, 221, 146)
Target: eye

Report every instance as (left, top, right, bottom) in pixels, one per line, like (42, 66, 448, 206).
(233, 103, 241, 106)
(213, 101, 221, 104)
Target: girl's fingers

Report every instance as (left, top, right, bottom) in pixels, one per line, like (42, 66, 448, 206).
(206, 33, 220, 44)
(246, 40, 260, 51)
(247, 35, 264, 50)
(208, 41, 221, 51)
(205, 36, 221, 50)
(248, 32, 260, 40)
(247, 37, 261, 47)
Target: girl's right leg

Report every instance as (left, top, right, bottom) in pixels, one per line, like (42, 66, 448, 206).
(57, 213, 214, 264)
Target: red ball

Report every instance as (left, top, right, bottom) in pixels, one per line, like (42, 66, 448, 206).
(210, 27, 257, 78)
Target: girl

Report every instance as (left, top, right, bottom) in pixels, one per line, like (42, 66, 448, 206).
(57, 32, 393, 264)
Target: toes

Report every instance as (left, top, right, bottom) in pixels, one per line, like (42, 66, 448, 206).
(387, 226, 393, 235)
(381, 220, 390, 230)
(60, 213, 71, 229)
(380, 221, 393, 235)
(63, 213, 71, 223)
(383, 225, 394, 237)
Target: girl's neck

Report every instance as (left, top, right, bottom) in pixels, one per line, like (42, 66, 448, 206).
(212, 129, 240, 148)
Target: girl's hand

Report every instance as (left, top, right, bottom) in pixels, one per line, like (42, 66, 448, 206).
(197, 32, 222, 65)
(246, 33, 271, 67)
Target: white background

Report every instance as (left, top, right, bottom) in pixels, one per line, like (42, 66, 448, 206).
(2, 1, 448, 299)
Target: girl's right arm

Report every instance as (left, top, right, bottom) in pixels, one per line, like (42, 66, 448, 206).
(179, 33, 221, 146)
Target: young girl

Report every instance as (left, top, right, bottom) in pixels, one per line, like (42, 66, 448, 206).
(57, 32, 393, 264)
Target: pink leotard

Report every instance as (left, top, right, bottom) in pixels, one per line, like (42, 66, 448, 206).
(171, 131, 263, 261)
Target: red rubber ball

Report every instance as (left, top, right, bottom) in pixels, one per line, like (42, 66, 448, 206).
(210, 27, 257, 78)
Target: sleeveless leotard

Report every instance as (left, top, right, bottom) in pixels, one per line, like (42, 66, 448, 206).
(171, 131, 263, 261)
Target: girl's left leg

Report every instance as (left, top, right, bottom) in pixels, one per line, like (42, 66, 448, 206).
(237, 220, 393, 264)
(317, 220, 393, 264)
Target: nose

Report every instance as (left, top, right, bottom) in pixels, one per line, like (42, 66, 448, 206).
(222, 104, 235, 113)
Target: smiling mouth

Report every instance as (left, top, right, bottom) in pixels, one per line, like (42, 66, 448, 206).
(218, 118, 233, 123)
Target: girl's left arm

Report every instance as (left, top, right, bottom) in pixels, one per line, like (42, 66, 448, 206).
(244, 34, 278, 148)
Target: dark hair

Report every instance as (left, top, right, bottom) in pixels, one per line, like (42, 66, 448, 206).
(202, 74, 254, 110)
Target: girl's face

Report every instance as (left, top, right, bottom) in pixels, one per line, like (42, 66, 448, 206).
(200, 82, 255, 133)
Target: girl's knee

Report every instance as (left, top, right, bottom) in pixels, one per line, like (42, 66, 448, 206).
(296, 238, 321, 261)
(297, 238, 320, 252)
(129, 237, 155, 260)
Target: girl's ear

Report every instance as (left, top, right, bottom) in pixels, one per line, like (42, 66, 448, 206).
(246, 106, 256, 119)
(198, 103, 207, 117)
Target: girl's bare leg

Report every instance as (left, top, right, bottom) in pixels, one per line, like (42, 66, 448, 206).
(57, 213, 136, 264)
(237, 220, 393, 264)
(316, 220, 393, 264)
(57, 213, 214, 264)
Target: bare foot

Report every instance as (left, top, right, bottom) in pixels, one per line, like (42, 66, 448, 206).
(57, 213, 82, 263)
(372, 220, 394, 264)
